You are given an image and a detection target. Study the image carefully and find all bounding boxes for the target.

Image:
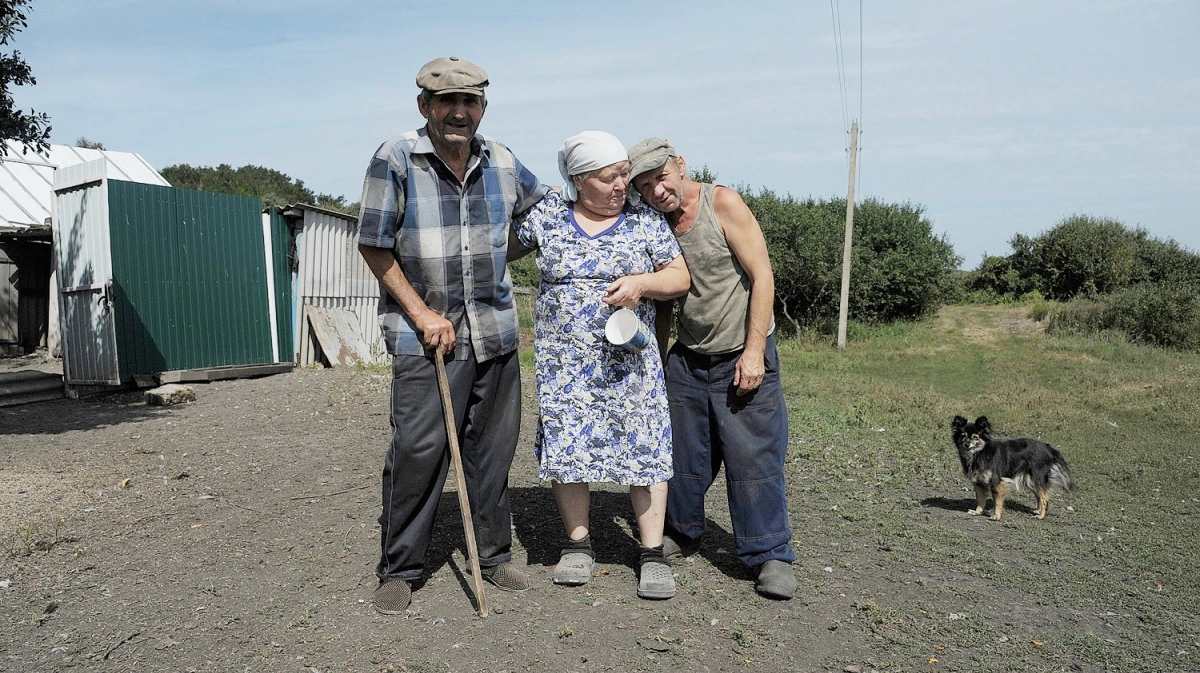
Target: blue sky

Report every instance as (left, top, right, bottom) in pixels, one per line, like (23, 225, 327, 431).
(16, 1, 1199, 268)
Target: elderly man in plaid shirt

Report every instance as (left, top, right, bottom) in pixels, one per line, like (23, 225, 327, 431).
(357, 57, 548, 614)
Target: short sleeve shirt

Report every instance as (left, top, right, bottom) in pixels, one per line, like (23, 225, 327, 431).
(356, 128, 547, 360)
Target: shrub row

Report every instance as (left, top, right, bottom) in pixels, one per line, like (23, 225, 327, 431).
(963, 214, 1200, 301)
(1042, 282, 1200, 351)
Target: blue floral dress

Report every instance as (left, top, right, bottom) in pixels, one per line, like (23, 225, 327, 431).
(514, 191, 682, 486)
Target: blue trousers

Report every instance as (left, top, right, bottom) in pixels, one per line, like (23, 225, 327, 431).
(664, 334, 795, 568)
(376, 349, 520, 583)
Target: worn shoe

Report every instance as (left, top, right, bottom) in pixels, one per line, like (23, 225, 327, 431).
(637, 560, 676, 600)
(372, 579, 412, 614)
(755, 560, 797, 599)
(661, 534, 701, 560)
(479, 562, 531, 592)
(553, 552, 594, 586)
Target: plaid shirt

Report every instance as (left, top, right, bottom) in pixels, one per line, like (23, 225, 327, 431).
(357, 127, 547, 360)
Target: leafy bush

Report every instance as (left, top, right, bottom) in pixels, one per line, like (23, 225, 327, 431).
(749, 191, 844, 331)
(509, 254, 538, 289)
(967, 215, 1199, 302)
(1042, 283, 1200, 352)
(747, 191, 960, 330)
(1101, 283, 1200, 351)
(1128, 233, 1200, 287)
(961, 252, 1039, 299)
(1035, 215, 1135, 299)
(1044, 297, 1108, 335)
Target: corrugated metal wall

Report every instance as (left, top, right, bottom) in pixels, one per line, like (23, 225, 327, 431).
(294, 208, 384, 366)
(107, 181, 273, 380)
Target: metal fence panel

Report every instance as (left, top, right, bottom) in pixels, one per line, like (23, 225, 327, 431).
(107, 181, 273, 379)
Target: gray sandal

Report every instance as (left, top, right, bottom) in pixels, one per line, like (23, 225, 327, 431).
(637, 560, 676, 599)
(554, 551, 594, 586)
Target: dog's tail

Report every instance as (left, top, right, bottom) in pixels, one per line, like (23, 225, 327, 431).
(1049, 454, 1076, 492)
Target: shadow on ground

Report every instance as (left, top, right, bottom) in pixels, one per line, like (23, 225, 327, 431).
(0, 389, 164, 436)
(417, 487, 749, 583)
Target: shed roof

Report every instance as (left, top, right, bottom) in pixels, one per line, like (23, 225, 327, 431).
(0, 141, 169, 233)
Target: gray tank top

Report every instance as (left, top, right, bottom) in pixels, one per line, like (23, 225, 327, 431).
(675, 183, 771, 354)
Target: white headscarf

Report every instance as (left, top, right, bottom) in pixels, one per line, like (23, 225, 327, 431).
(557, 131, 628, 202)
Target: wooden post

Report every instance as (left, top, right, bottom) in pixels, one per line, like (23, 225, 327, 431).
(837, 121, 860, 350)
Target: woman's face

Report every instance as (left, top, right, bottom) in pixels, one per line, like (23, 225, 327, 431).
(573, 160, 631, 217)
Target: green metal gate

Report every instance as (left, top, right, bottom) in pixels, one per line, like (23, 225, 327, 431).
(106, 181, 277, 381)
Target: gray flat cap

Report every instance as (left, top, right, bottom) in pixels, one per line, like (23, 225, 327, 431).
(628, 137, 678, 178)
(416, 56, 489, 95)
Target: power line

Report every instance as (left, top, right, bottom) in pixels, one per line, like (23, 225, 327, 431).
(830, 0, 849, 133)
(858, 0, 864, 130)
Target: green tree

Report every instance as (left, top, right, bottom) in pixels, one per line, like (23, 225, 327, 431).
(689, 165, 718, 183)
(0, 0, 50, 156)
(160, 163, 359, 216)
(74, 136, 105, 150)
(747, 191, 959, 331)
(1034, 214, 1135, 299)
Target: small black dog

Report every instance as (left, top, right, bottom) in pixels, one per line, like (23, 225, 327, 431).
(951, 415, 1076, 520)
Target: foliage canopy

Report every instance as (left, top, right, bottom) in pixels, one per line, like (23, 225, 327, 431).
(0, 0, 50, 156)
(161, 163, 359, 216)
(963, 214, 1200, 302)
(746, 190, 960, 331)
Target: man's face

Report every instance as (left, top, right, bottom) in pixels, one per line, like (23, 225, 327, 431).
(418, 92, 486, 153)
(633, 158, 685, 213)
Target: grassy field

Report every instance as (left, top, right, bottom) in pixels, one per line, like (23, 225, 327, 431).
(517, 298, 1199, 670)
(771, 304, 1199, 671)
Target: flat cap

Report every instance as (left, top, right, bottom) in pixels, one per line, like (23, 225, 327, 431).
(416, 56, 489, 96)
(628, 137, 678, 178)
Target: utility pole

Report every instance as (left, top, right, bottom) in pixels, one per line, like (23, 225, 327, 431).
(836, 121, 859, 350)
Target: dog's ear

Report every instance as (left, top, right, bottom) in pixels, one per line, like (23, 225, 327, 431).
(952, 415, 966, 429)
(975, 416, 991, 432)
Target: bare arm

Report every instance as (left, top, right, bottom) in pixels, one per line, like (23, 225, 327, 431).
(603, 255, 690, 309)
(713, 186, 776, 395)
(358, 244, 456, 353)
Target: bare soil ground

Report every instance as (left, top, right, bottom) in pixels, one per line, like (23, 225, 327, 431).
(0, 312, 1192, 672)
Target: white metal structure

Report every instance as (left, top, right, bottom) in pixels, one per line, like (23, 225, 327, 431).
(0, 142, 168, 354)
(284, 204, 385, 366)
(51, 159, 120, 385)
(0, 141, 167, 232)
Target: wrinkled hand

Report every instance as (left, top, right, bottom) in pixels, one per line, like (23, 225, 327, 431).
(603, 275, 647, 309)
(733, 350, 765, 396)
(415, 309, 456, 354)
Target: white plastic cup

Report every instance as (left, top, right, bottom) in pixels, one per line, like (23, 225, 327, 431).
(605, 308, 652, 352)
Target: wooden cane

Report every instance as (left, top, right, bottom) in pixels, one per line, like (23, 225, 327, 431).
(432, 351, 489, 617)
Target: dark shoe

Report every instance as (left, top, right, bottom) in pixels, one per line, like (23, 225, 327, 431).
(755, 560, 796, 599)
(661, 534, 701, 560)
(637, 559, 676, 599)
(480, 563, 531, 592)
(373, 579, 412, 614)
(553, 552, 594, 586)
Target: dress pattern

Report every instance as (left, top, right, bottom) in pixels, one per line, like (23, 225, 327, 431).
(514, 191, 682, 486)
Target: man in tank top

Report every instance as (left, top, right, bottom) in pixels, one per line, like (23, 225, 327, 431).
(628, 137, 797, 599)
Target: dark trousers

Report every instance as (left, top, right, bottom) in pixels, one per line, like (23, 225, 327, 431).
(376, 349, 521, 583)
(664, 334, 796, 568)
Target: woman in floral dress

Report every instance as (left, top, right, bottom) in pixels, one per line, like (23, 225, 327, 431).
(513, 131, 689, 599)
